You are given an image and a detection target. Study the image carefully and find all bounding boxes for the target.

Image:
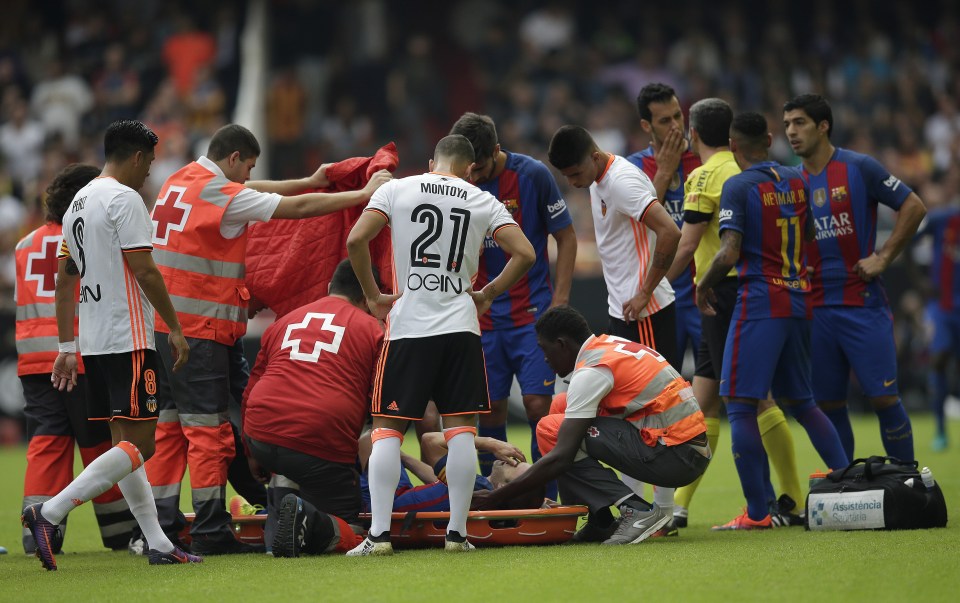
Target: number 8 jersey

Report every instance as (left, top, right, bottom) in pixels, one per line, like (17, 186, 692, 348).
(366, 172, 518, 340)
(59, 176, 156, 354)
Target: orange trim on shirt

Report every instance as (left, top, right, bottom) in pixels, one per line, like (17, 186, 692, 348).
(428, 171, 462, 178)
(492, 223, 519, 240)
(595, 153, 616, 184)
(364, 207, 390, 223)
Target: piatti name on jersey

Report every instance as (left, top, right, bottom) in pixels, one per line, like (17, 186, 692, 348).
(72, 195, 87, 212)
(813, 212, 854, 241)
(420, 182, 467, 199)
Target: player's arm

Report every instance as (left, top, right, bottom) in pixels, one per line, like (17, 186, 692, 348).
(346, 210, 400, 319)
(401, 452, 438, 484)
(269, 170, 392, 219)
(856, 192, 927, 281)
(470, 224, 535, 315)
(666, 217, 708, 282)
(52, 257, 80, 391)
(550, 224, 577, 308)
(246, 163, 332, 195)
(123, 251, 190, 371)
(623, 202, 681, 321)
(696, 229, 741, 316)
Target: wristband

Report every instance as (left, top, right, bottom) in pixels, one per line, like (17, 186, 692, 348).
(58, 341, 77, 354)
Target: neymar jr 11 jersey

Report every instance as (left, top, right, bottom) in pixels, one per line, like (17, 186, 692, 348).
(917, 206, 960, 312)
(627, 146, 701, 308)
(474, 151, 572, 330)
(719, 162, 811, 319)
(59, 176, 156, 354)
(366, 172, 518, 340)
(803, 148, 912, 308)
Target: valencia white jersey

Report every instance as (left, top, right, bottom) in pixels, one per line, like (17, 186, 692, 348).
(591, 155, 675, 320)
(59, 176, 156, 354)
(367, 172, 518, 340)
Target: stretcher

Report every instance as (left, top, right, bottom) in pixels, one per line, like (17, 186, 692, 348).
(181, 505, 589, 548)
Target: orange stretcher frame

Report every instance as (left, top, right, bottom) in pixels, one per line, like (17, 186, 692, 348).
(181, 506, 589, 548)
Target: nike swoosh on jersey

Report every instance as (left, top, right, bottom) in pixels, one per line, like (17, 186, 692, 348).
(543, 379, 556, 386)
(883, 378, 896, 387)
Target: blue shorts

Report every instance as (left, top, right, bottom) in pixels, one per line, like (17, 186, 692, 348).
(811, 305, 899, 400)
(482, 323, 556, 401)
(721, 316, 812, 400)
(675, 304, 702, 357)
(927, 302, 960, 356)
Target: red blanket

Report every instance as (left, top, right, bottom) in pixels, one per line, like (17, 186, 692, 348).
(245, 143, 397, 317)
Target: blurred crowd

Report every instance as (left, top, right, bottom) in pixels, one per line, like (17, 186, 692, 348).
(1, 0, 958, 436)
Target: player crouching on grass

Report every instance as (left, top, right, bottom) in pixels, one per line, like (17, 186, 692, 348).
(471, 305, 711, 545)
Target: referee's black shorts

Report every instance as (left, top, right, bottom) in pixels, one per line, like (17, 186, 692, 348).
(694, 277, 739, 380)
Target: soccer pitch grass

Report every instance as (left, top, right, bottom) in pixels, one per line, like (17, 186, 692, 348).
(1, 415, 957, 602)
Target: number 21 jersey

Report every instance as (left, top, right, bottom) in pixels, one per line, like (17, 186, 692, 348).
(366, 172, 518, 340)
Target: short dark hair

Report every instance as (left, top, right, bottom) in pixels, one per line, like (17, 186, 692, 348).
(547, 125, 597, 170)
(730, 112, 769, 151)
(783, 93, 833, 137)
(434, 134, 475, 165)
(689, 98, 733, 148)
(329, 258, 380, 303)
(103, 120, 158, 162)
(535, 305, 593, 345)
(207, 124, 261, 161)
(636, 82, 677, 122)
(449, 113, 498, 160)
(44, 163, 100, 224)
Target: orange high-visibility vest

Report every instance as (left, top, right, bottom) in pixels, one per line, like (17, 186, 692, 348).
(152, 161, 249, 345)
(15, 223, 83, 375)
(575, 335, 705, 447)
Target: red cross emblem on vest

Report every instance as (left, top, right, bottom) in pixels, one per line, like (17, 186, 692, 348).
(152, 185, 191, 245)
(587, 426, 600, 438)
(25, 235, 62, 297)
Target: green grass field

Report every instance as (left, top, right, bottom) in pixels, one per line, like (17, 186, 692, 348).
(0, 415, 957, 602)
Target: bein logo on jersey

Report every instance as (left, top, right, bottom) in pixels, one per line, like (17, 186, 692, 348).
(407, 272, 464, 294)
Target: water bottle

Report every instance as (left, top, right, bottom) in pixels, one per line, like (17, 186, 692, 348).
(809, 470, 828, 491)
(920, 467, 935, 489)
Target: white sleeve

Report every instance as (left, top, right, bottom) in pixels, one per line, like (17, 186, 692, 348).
(112, 191, 154, 250)
(486, 194, 518, 236)
(220, 187, 283, 239)
(614, 166, 658, 223)
(366, 180, 393, 220)
(564, 366, 614, 419)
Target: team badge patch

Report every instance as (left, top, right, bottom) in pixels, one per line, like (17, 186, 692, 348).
(502, 198, 519, 212)
(600, 199, 607, 217)
(145, 396, 158, 413)
(830, 186, 848, 203)
(813, 188, 827, 207)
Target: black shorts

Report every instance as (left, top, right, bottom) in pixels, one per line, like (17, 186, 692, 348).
(373, 332, 490, 420)
(85, 349, 161, 421)
(694, 277, 739, 380)
(608, 303, 680, 372)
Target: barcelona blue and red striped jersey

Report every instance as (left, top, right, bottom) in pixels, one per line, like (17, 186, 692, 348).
(626, 146, 701, 307)
(474, 151, 572, 330)
(803, 148, 912, 307)
(918, 206, 960, 312)
(719, 162, 811, 319)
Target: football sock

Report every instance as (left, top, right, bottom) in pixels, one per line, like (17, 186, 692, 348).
(929, 372, 948, 438)
(653, 486, 674, 519)
(788, 399, 849, 470)
(367, 429, 403, 538)
(477, 423, 507, 477)
(619, 494, 653, 512)
(41, 441, 141, 525)
(727, 402, 768, 521)
(876, 401, 914, 462)
(675, 417, 719, 510)
(529, 418, 558, 500)
(619, 474, 645, 496)
(761, 451, 776, 504)
(444, 427, 477, 539)
(822, 405, 855, 461)
(758, 405, 803, 507)
(118, 466, 173, 553)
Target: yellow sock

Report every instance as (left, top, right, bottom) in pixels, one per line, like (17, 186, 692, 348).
(758, 405, 803, 510)
(675, 417, 720, 510)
